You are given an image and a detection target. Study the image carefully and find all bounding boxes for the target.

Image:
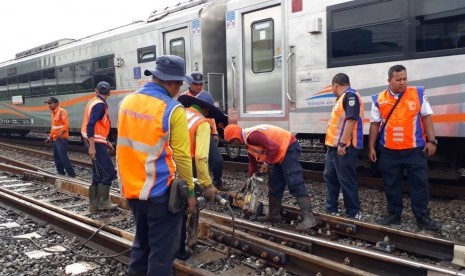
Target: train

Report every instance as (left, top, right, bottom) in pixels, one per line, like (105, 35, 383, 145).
(0, 0, 464, 180)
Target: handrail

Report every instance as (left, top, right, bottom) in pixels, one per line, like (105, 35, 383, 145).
(231, 56, 237, 108)
(286, 49, 296, 103)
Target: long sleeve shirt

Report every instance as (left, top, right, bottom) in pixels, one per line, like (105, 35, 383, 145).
(170, 106, 196, 197)
(246, 131, 296, 176)
(50, 107, 69, 141)
(194, 119, 212, 188)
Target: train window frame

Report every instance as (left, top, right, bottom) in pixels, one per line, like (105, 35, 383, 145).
(0, 78, 8, 99)
(30, 71, 43, 96)
(137, 45, 156, 63)
(169, 38, 186, 60)
(250, 18, 275, 74)
(94, 54, 116, 89)
(327, 0, 407, 68)
(57, 65, 75, 95)
(327, 0, 465, 68)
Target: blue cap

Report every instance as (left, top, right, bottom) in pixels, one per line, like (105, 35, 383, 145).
(96, 81, 111, 95)
(44, 96, 59, 103)
(177, 91, 227, 124)
(144, 55, 190, 82)
(190, 71, 204, 84)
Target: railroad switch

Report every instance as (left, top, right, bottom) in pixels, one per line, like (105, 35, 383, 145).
(374, 236, 396, 253)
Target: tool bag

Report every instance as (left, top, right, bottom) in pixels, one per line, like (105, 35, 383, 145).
(168, 178, 188, 214)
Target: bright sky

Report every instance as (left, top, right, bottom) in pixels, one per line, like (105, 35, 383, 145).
(0, 0, 182, 62)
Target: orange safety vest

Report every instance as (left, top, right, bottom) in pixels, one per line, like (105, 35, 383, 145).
(325, 88, 364, 149)
(244, 124, 292, 164)
(180, 90, 218, 135)
(50, 107, 69, 141)
(186, 107, 209, 157)
(373, 86, 426, 150)
(80, 96, 110, 144)
(116, 87, 180, 200)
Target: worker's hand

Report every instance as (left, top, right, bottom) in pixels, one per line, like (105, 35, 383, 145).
(212, 134, 219, 145)
(259, 163, 269, 173)
(203, 185, 218, 201)
(107, 141, 115, 153)
(44, 137, 51, 145)
(368, 147, 377, 162)
(88, 146, 96, 160)
(186, 197, 197, 215)
(424, 143, 437, 157)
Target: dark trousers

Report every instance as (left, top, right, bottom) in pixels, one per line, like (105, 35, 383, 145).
(378, 146, 429, 218)
(208, 135, 224, 187)
(323, 146, 360, 217)
(268, 141, 309, 199)
(92, 142, 116, 186)
(127, 195, 182, 276)
(52, 138, 75, 176)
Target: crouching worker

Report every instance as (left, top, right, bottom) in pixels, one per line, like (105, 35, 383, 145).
(224, 124, 317, 231)
(81, 81, 117, 211)
(176, 91, 228, 260)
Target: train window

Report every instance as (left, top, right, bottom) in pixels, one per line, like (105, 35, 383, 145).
(58, 66, 74, 94)
(137, 46, 156, 63)
(94, 56, 114, 70)
(414, 0, 465, 52)
(328, 0, 404, 67)
(251, 19, 275, 73)
(74, 62, 93, 92)
(94, 71, 116, 89)
(43, 68, 57, 95)
(170, 39, 185, 60)
(0, 79, 7, 99)
(7, 77, 18, 96)
(17, 75, 30, 96)
(30, 71, 43, 96)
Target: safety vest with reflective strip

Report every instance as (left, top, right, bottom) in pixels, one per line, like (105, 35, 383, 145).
(117, 88, 180, 200)
(80, 96, 110, 144)
(373, 86, 425, 150)
(186, 107, 209, 157)
(181, 90, 218, 135)
(244, 124, 292, 164)
(49, 107, 69, 141)
(325, 88, 364, 149)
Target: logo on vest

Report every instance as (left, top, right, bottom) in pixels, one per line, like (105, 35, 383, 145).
(408, 101, 417, 110)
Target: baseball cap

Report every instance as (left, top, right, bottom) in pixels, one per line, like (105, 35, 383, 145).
(96, 81, 111, 95)
(44, 97, 59, 104)
(144, 55, 190, 82)
(190, 71, 204, 84)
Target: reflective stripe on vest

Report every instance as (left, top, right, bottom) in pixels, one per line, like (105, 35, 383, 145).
(373, 86, 425, 150)
(325, 89, 364, 149)
(81, 96, 110, 144)
(244, 124, 292, 164)
(186, 108, 208, 157)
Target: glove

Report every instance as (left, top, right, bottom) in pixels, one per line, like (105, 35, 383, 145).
(203, 185, 218, 201)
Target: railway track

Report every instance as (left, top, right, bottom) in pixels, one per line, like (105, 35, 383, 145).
(0, 159, 464, 275)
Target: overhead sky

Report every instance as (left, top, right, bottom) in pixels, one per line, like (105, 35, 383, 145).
(0, 0, 183, 62)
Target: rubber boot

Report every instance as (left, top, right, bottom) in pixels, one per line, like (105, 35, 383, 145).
(257, 195, 282, 223)
(295, 197, 317, 231)
(88, 185, 99, 212)
(98, 185, 118, 210)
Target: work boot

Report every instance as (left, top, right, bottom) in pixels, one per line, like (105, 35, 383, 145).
(295, 197, 317, 231)
(214, 179, 230, 191)
(416, 214, 441, 230)
(378, 213, 401, 225)
(88, 185, 99, 212)
(97, 185, 118, 210)
(257, 195, 282, 223)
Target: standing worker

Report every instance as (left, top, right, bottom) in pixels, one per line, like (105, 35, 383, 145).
(44, 96, 76, 177)
(176, 91, 226, 260)
(117, 55, 196, 276)
(180, 71, 229, 191)
(368, 64, 441, 230)
(81, 81, 117, 211)
(224, 124, 317, 231)
(324, 73, 364, 219)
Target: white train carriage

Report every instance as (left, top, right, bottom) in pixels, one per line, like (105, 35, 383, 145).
(0, 0, 464, 176)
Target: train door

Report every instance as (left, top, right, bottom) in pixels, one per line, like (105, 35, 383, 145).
(242, 5, 284, 117)
(163, 27, 191, 72)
